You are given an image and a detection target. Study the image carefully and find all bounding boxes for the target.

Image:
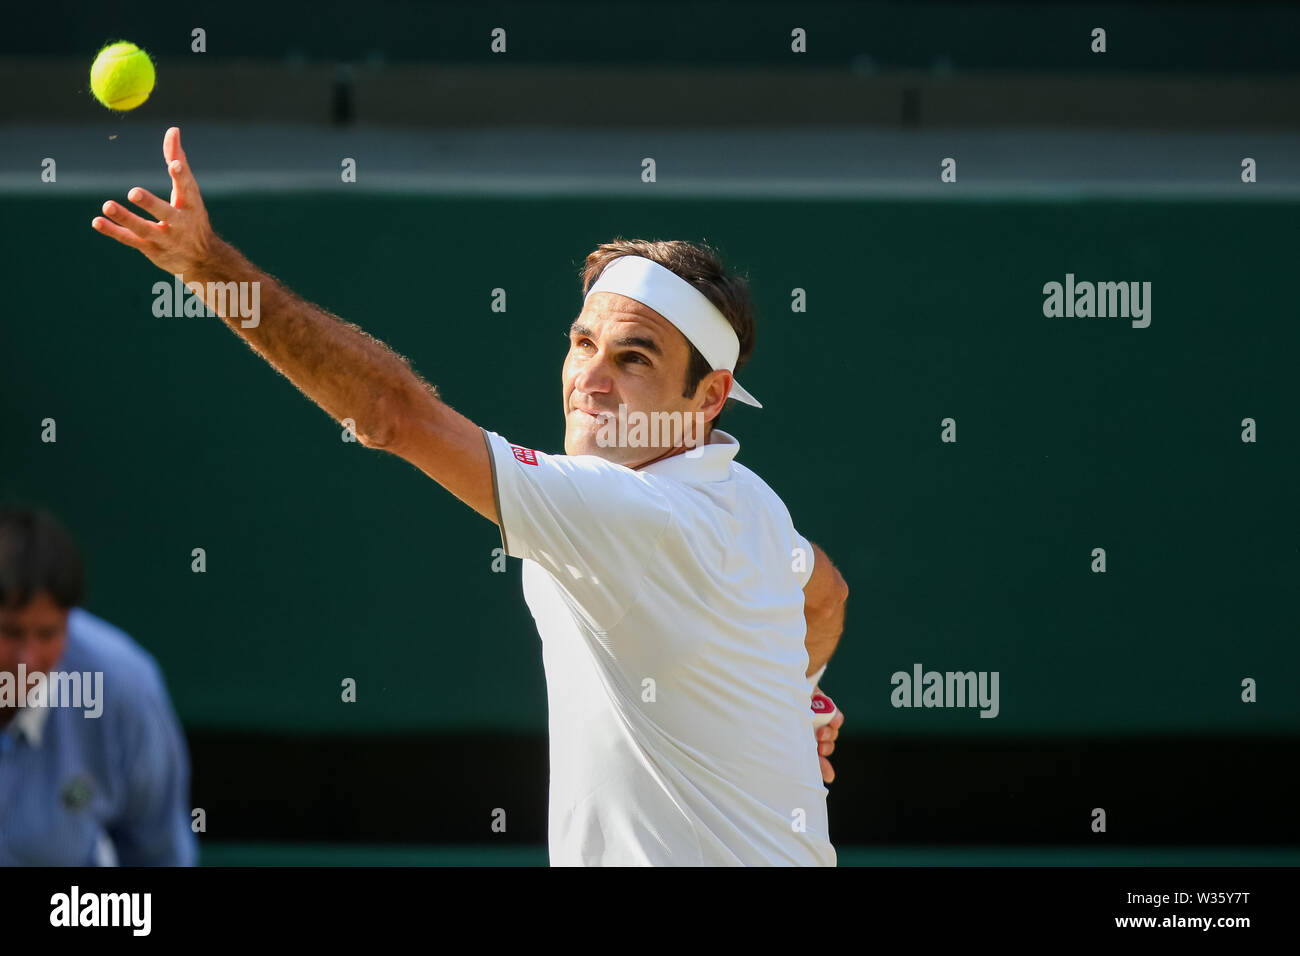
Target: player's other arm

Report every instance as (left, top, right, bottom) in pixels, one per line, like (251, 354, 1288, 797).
(803, 540, 848, 679)
(91, 127, 498, 526)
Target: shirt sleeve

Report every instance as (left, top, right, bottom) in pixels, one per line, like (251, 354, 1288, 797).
(107, 661, 198, 866)
(482, 428, 673, 630)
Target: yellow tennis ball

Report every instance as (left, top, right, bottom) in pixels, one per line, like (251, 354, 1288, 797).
(90, 41, 156, 111)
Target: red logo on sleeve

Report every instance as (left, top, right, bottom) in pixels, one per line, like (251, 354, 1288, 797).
(510, 444, 539, 466)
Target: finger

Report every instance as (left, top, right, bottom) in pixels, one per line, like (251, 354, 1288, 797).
(819, 739, 835, 756)
(820, 756, 835, 783)
(90, 215, 147, 251)
(828, 709, 844, 730)
(817, 724, 839, 743)
(163, 129, 201, 209)
(126, 186, 174, 222)
(163, 126, 185, 167)
(100, 200, 156, 239)
(167, 157, 195, 208)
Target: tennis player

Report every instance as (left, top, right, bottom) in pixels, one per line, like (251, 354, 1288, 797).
(91, 127, 850, 866)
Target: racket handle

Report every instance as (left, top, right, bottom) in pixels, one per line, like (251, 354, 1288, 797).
(811, 691, 837, 729)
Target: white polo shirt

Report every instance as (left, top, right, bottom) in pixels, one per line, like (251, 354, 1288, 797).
(482, 425, 835, 866)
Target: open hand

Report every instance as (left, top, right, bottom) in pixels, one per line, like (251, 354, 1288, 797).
(91, 126, 214, 275)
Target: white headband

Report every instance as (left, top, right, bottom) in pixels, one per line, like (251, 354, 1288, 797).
(583, 255, 761, 408)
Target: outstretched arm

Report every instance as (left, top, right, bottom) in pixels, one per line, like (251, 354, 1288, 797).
(91, 127, 497, 524)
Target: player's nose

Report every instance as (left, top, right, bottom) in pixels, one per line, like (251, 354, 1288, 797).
(572, 352, 615, 395)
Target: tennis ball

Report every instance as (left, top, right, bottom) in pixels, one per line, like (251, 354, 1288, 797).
(89, 41, 155, 111)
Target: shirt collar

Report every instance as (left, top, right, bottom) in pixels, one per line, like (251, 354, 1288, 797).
(635, 428, 740, 483)
(9, 701, 51, 748)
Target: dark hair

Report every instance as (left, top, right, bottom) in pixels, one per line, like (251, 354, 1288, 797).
(0, 506, 85, 610)
(579, 238, 757, 434)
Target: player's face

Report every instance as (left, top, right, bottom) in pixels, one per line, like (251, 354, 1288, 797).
(0, 591, 70, 689)
(563, 292, 729, 465)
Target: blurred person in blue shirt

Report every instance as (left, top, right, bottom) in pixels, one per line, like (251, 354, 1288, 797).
(0, 505, 196, 866)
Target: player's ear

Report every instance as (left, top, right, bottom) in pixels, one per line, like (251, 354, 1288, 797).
(705, 370, 732, 416)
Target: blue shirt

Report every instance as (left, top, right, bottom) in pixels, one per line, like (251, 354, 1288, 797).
(0, 608, 197, 866)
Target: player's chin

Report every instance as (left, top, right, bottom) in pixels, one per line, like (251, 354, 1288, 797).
(567, 424, 622, 462)
(565, 416, 602, 452)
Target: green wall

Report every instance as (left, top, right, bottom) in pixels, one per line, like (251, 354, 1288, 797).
(9, 1, 1300, 73)
(4, 194, 1296, 735)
